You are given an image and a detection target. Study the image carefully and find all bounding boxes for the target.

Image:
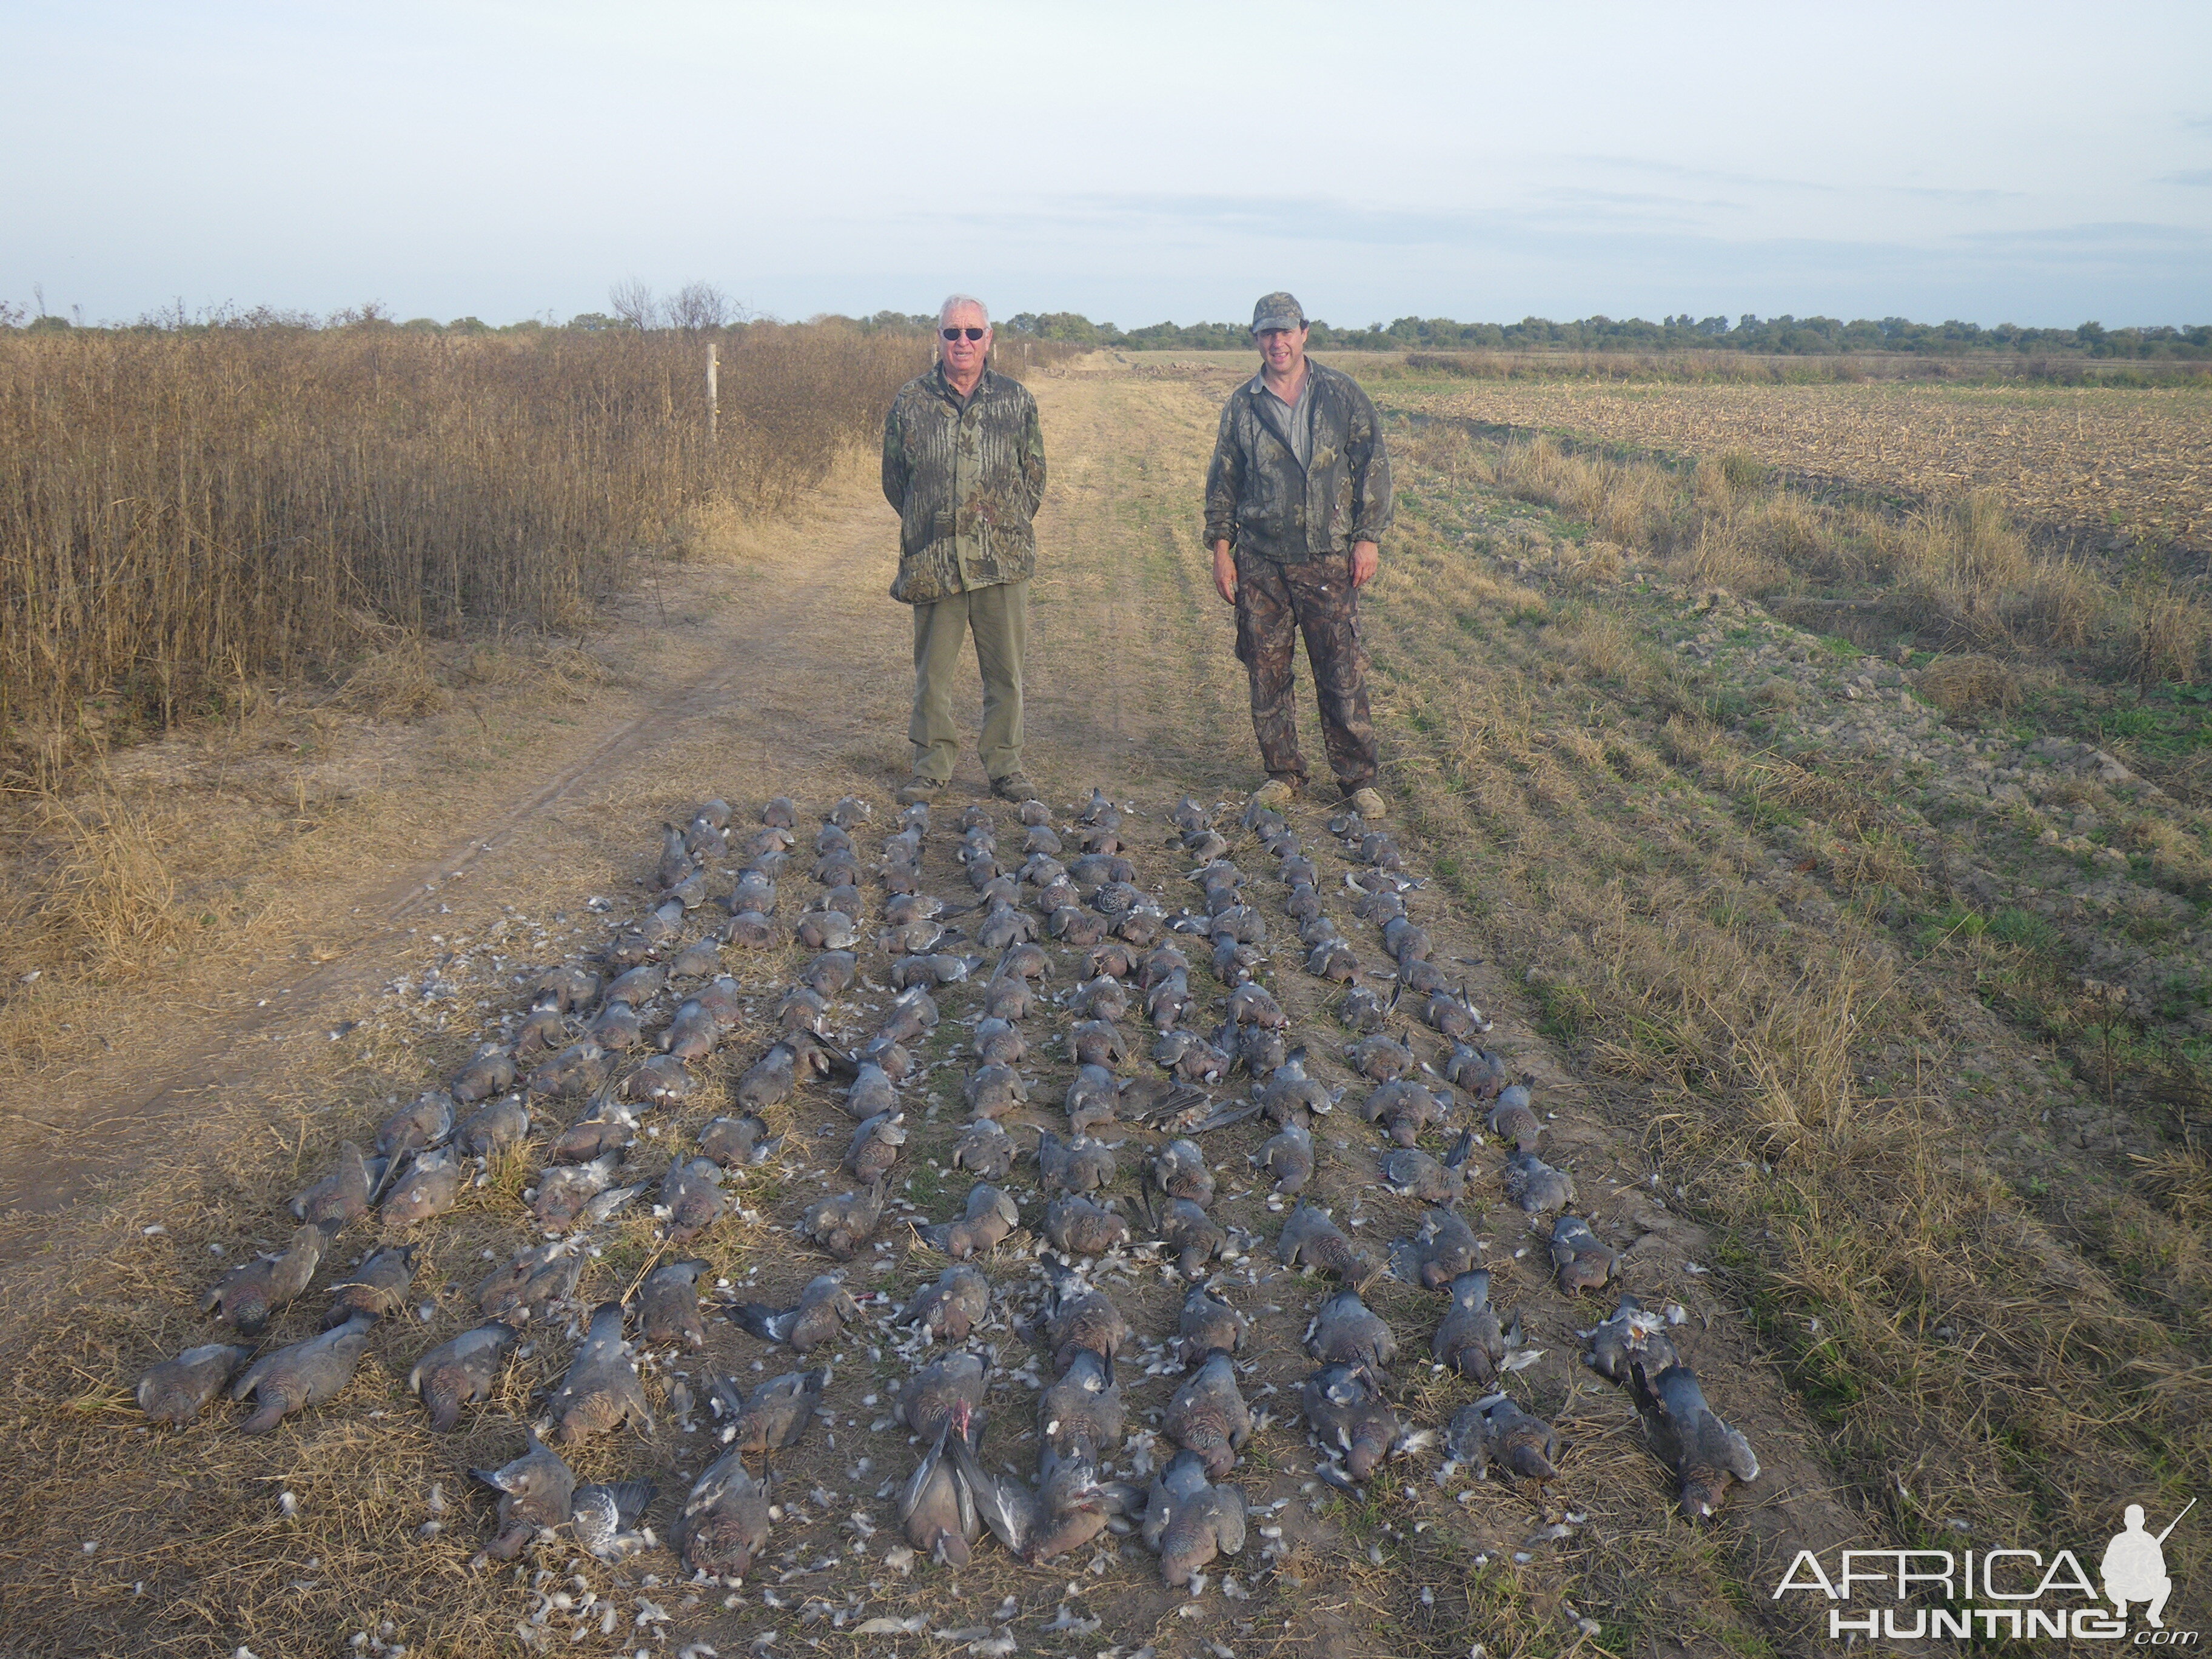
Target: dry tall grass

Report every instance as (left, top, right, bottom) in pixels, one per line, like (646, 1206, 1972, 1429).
(0, 321, 928, 782)
(1443, 424, 2211, 683)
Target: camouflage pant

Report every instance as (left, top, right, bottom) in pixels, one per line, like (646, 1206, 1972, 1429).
(1232, 549, 1376, 791)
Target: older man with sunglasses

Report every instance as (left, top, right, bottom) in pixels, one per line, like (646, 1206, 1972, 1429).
(882, 294, 1048, 805)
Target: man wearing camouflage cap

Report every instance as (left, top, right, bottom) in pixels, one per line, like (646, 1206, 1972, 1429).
(1204, 291, 1393, 817)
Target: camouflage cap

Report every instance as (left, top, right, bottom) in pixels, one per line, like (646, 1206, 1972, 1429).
(1250, 292, 1306, 334)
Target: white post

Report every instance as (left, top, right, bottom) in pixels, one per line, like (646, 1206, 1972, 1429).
(707, 343, 720, 440)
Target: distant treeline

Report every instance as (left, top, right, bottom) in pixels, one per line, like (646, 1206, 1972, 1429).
(13, 297, 2205, 363)
(979, 310, 2212, 361)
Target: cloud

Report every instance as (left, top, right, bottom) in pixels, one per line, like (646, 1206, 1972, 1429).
(1562, 153, 2019, 204)
(2156, 167, 2212, 185)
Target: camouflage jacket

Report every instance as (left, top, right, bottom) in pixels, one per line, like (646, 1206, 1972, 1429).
(1202, 360, 1393, 563)
(881, 364, 1047, 605)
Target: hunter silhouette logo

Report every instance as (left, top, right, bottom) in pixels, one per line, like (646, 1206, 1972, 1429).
(2104, 1500, 2191, 1630)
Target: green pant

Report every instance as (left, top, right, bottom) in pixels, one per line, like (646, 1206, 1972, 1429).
(910, 578, 1027, 784)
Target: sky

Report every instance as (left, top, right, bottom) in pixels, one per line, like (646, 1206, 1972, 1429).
(5, 0, 2210, 331)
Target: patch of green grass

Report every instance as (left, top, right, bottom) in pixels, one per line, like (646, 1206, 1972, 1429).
(1989, 906, 2062, 954)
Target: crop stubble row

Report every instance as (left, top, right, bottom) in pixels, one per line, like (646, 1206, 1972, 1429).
(1409, 378, 2212, 549)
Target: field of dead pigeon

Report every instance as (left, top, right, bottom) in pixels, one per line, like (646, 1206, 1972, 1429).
(1, 360, 2204, 1658)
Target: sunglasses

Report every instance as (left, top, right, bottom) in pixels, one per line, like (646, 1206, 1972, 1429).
(940, 326, 986, 341)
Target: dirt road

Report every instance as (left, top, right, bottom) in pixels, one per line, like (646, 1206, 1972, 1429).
(2, 366, 1948, 1658)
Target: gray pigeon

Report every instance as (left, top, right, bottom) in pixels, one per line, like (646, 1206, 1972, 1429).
(676, 1448, 771, 1578)
(1140, 1449, 1245, 1587)
(381, 1147, 463, 1227)
(1582, 1296, 1679, 1384)
(899, 1420, 979, 1567)
(1037, 1264, 1128, 1370)
(1389, 1205, 1481, 1290)
(1446, 1395, 1559, 1486)
(1502, 1149, 1575, 1215)
(1549, 1213, 1619, 1295)
(1631, 1361, 1759, 1519)
(204, 1223, 327, 1338)
(1038, 1348, 1123, 1456)
(707, 1366, 828, 1455)
(949, 1117, 1016, 1180)
(1165, 1350, 1253, 1479)
(912, 1184, 1019, 1260)
(472, 1429, 576, 1560)
(1275, 1204, 1378, 1282)
(896, 1263, 991, 1343)
(638, 1259, 711, 1349)
(732, 1274, 860, 1353)
(289, 1141, 381, 1227)
(137, 1341, 254, 1428)
(1433, 1270, 1507, 1382)
(1301, 1362, 1403, 1484)
(543, 1301, 654, 1444)
(1176, 1285, 1250, 1364)
(1305, 1287, 1397, 1370)
(321, 1242, 418, 1327)
(230, 1312, 375, 1433)
(569, 1478, 656, 1560)
(409, 1320, 520, 1432)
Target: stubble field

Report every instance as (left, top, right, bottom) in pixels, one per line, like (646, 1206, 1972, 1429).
(1, 351, 2206, 1658)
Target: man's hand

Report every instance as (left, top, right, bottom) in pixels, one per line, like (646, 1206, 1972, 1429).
(1351, 540, 1379, 589)
(1212, 541, 1238, 605)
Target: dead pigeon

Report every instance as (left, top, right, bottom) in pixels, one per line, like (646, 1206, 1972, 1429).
(472, 1428, 576, 1560)
(1305, 1287, 1396, 1370)
(1141, 1448, 1246, 1587)
(912, 1184, 1019, 1259)
(842, 1110, 908, 1184)
(697, 1112, 780, 1168)
(1446, 1395, 1560, 1487)
(1583, 1296, 1679, 1384)
(1487, 1083, 1541, 1150)
(289, 1141, 383, 1228)
(1165, 1349, 1253, 1478)
(475, 1238, 585, 1322)
(638, 1259, 711, 1348)
(964, 1064, 1031, 1119)
(899, 1420, 979, 1567)
(1037, 1128, 1118, 1194)
(799, 1176, 890, 1259)
(1064, 1064, 1122, 1136)
(204, 1223, 327, 1337)
(953, 1425, 1122, 1565)
(1043, 1194, 1130, 1256)
(1390, 1205, 1481, 1290)
(896, 1350, 987, 1444)
(1148, 1138, 1215, 1207)
(1150, 1196, 1227, 1279)
(570, 1476, 657, 1561)
(1039, 1347, 1124, 1455)
(456, 1093, 531, 1158)
(1379, 1128, 1476, 1204)
(1301, 1362, 1403, 1484)
(1253, 1115, 1315, 1195)
(231, 1312, 375, 1433)
(896, 1263, 991, 1343)
(1176, 1285, 1251, 1364)
(452, 1044, 517, 1104)
(706, 1365, 827, 1455)
(733, 1273, 861, 1353)
(544, 1302, 654, 1444)
(1502, 1149, 1575, 1215)
(530, 1151, 630, 1233)
(676, 1447, 771, 1578)
(1276, 1204, 1378, 1282)
(137, 1341, 254, 1428)
(410, 1320, 520, 1431)
(1631, 1361, 1759, 1519)
(1433, 1270, 1508, 1382)
(1037, 1264, 1128, 1370)
(322, 1242, 418, 1327)
(950, 1116, 1017, 1179)
(546, 1098, 638, 1165)
(1549, 1214, 1619, 1295)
